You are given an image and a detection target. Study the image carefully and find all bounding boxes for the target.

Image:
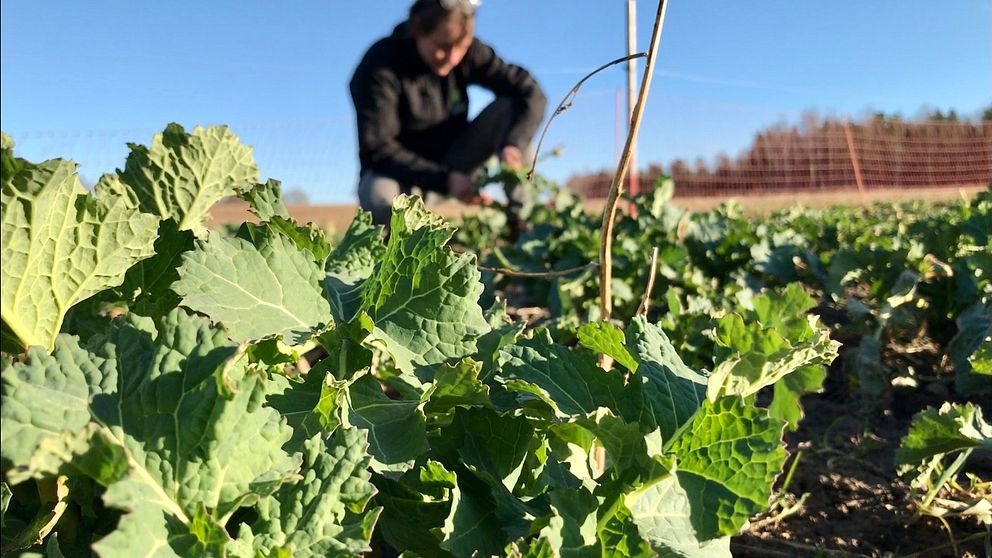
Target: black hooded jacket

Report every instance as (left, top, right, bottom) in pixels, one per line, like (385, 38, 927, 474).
(350, 23, 547, 192)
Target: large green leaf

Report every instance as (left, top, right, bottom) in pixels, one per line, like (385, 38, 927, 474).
(316, 317, 375, 382)
(1, 336, 113, 477)
(346, 375, 428, 473)
(360, 195, 489, 380)
(498, 330, 636, 422)
(475, 300, 525, 380)
(501, 321, 707, 446)
(571, 410, 660, 481)
(238, 180, 335, 265)
(114, 218, 195, 317)
(266, 364, 351, 446)
(239, 218, 333, 268)
(948, 300, 992, 395)
(539, 488, 599, 558)
(173, 224, 332, 344)
(232, 428, 380, 558)
(440, 473, 507, 558)
(544, 425, 598, 490)
(750, 283, 818, 342)
(596, 500, 653, 558)
(456, 408, 534, 488)
(1, 158, 158, 352)
(372, 461, 457, 557)
(326, 212, 386, 278)
(324, 212, 385, 323)
(423, 359, 494, 422)
(451, 408, 541, 541)
(1, 309, 299, 556)
(62, 218, 195, 341)
(768, 364, 827, 430)
(577, 322, 638, 372)
(706, 313, 838, 402)
(94, 503, 228, 558)
(895, 402, 992, 487)
(666, 397, 787, 540)
(95, 123, 258, 234)
(626, 472, 732, 557)
(624, 317, 707, 441)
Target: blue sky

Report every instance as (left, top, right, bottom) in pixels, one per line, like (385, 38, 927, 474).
(2, 0, 990, 203)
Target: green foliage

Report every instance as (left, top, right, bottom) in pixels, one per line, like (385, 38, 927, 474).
(706, 284, 839, 424)
(324, 211, 386, 323)
(174, 223, 333, 345)
(2, 310, 301, 556)
(895, 403, 991, 524)
(359, 195, 490, 381)
(240, 178, 292, 222)
(95, 123, 258, 235)
(1, 154, 159, 352)
(576, 321, 638, 372)
(18, 125, 970, 557)
(231, 429, 381, 557)
(469, 169, 990, 407)
(947, 299, 992, 395)
(896, 403, 992, 478)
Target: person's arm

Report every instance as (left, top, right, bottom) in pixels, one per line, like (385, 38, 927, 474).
(465, 41, 548, 153)
(350, 63, 449, 190)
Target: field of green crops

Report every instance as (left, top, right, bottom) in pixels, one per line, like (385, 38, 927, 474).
(1, 125, 989, 557)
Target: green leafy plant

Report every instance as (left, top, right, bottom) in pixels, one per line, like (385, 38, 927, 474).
(466, 165, 991, 403)
(1, 125, 831, 557)
(895, 402, 991, 551)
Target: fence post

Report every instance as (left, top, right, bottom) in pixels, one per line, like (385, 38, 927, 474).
(626, 0, 640, 214)
(843, 119, 867, 203)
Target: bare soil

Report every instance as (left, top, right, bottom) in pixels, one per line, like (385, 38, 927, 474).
(730, 347, 991, 557)
(731, 395, 990, 557)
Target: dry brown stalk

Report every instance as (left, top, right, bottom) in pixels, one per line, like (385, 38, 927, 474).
(598, 0, 669, 323)
(636, 246, 660, 316)
(477, 262, 598, 278)
(526, 53, 646, 182)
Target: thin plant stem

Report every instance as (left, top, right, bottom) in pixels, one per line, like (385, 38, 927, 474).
(934, 515, 960, 558)
(781, 450, 803, 494)
(923, 449, 971, 508)
(478, 262, 598, 278)
(527, 53, 646, 181)
(636, 246, 660, 316)
(599, 0, 669, 323)
(748, 492, 809, 530)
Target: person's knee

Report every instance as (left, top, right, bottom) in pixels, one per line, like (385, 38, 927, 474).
(476, 97, 516, 124)
(358, 171, 401, 225)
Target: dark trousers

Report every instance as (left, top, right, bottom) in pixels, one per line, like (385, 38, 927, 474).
(358, 97, 527, 226)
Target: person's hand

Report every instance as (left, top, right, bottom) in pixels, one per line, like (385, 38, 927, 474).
(447, 171, 476, 202)
(500, 145, 525, 170)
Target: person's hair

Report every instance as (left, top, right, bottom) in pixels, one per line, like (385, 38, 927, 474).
(408, 0, 475, 36)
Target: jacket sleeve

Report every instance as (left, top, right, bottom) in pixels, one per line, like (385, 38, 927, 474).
(350, 63, 449, 190)
(466, 41, 548, 151)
